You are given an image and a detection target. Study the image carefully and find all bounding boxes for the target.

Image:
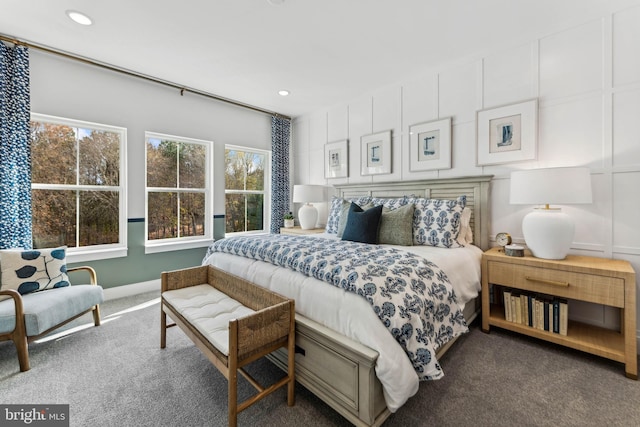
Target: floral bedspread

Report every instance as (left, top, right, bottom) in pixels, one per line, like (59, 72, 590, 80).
(204, 234, 468, 380)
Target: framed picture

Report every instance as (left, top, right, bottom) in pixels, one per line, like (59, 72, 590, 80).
(360, 130, 391, 175)
(476, 98, 538, 166)
(324, 139, 348, 178)
(409, 117, 452, 171)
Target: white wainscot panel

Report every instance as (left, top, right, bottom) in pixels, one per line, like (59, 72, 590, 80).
(569, 300, 615, 329)
(402, 74, 439, 131)
(439, 121, 481, 178)
(613, 5, 640, 87)
(538, 96, 603, 168)
(613, 88, 640, 167)
(438, 62, 478, 124)
(294, 151, 309, 185)
(309, 111, 328, 151)
(372, 85, 401, 134)
(613, 171, 640, 251)
(327, 105, 348, 143)
(539, 19, 603, 100)
(348, 97, 373, 184)
(489, 176, 524, 243)
(483, 42, 536, 108)
(292, 117, 310, 156)
(567, 173, 607, 249)
(308, 148, 325, 186)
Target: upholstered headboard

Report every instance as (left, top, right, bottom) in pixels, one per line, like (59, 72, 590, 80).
(332, 175, 493, 250)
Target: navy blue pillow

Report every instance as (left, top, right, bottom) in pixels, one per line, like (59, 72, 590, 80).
(341, 203, 383, 244)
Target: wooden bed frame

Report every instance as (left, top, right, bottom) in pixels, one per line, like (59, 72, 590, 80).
(267, 175, 492, 427)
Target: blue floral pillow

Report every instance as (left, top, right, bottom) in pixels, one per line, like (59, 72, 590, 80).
(370, 196, 410, 210)
(408, 196, 466, 248)
(0, 247, 70, 297)
(326, 195, 372, 234)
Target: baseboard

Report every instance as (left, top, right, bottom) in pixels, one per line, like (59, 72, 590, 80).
(103, 279, 160, 301)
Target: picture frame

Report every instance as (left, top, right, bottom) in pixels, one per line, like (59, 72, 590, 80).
(324, 139, 348, 178)
(476, 98, 538, 166)
(409, 117, 452, 171)
(360, 130, 392, 175)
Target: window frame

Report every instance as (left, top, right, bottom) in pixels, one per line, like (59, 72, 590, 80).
(224, 144, 271, 236)
(144, 131, 213, 254)
(30, 113, 128, 263)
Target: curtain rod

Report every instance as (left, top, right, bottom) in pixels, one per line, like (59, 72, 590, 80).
(0, 34, 291, 120)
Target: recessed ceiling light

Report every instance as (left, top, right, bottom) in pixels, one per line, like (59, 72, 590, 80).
(278, 90, 290, 96)
(66, 10, 93, 26)
(267, 0, 286, 6)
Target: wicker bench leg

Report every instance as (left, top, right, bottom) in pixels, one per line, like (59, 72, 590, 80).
(228, 322, 239, 427)
(287, 306, 295, 407)
(160, 308, 167, 349)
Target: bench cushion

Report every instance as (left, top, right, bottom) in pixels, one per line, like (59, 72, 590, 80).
(163, 284, 254, 356)
(0, 285, 104, 336)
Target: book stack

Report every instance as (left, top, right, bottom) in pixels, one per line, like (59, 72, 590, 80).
(502, 289, 568, 336)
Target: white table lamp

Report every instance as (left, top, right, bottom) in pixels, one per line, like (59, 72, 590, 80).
(293, 185, 327, 229)
(510, 167, 592, 260)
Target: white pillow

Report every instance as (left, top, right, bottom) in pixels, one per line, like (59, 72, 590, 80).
(0, 247, 70, 299)
(457, 207, 473, 246)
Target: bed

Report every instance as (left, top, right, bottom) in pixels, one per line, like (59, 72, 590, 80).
(202, 176, 492, 426)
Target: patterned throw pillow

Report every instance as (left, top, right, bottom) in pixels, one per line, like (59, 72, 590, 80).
(409, 196, 466, 248)
(326, 195, 372, 234)
(370, 196, 410, 210)
(0, 247, 70, 298)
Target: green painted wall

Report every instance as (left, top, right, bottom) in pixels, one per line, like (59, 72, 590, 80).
(67, 221, 210, 289)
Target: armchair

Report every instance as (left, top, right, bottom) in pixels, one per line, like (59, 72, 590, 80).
(0, 265, 104, 371)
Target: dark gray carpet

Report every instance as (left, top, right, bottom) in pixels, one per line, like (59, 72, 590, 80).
(2, 291, 640, 426)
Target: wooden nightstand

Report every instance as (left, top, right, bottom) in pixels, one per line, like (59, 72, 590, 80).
(481, 246, 637, 379)
(280, 226, 325, 236)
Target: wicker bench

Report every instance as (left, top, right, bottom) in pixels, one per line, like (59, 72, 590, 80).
(160, 265, 295, 426)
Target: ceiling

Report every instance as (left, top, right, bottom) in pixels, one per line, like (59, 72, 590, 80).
(2, 0, 640, 118)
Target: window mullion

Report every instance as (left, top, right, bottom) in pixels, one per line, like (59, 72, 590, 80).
(76, 189, 80, 248)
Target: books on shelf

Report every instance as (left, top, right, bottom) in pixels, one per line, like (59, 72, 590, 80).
(501, 288, 568, 336)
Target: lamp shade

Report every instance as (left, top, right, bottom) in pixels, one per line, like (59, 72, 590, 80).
(510, 167, 592, 260)
(510, 167, 592, 206)
(292, 185, 327, 229)
(293, 185, 327, 203)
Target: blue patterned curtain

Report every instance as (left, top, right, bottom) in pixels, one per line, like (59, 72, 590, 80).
(270, 116, 290, 233)
(0, 43, 31, 249)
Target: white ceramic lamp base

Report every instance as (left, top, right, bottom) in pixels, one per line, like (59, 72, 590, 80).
(522, 209, 574, 260)
(298, 203, 318, 229)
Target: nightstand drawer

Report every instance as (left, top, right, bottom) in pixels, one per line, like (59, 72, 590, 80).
(487, 260, 625, 307)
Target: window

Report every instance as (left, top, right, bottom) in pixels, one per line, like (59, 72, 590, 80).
(145, 132, 212, 252)
(30, 114, 127, 262)
(225, 146, 270, 234)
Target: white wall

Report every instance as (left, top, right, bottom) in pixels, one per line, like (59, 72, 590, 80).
(30, 50, 272, 222)
(293, 6, 640, 337)
(26, 50, 273, 287)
